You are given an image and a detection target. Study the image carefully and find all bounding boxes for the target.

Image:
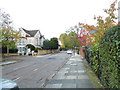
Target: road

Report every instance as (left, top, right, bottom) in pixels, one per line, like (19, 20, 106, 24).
(2, 51, 71, 88)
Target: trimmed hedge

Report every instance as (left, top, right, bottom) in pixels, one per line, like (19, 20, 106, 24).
(99, 25, 120, 88)
(34, 47, 41, 52)
(84, 25, 120, 88)
(2, 47, 18, 53)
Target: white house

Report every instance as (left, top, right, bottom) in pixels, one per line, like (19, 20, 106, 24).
(17, 28, 45, 54)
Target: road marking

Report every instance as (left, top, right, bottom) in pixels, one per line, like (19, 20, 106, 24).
(13, 77, 20, 81)
(33, 68, 38, 71)
(35, 56, 44, 57)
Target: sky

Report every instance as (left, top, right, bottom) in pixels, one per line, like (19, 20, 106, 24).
(0, 0, 118, 39)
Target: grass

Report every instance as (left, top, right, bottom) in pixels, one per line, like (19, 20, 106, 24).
(82, 58, 104, 89)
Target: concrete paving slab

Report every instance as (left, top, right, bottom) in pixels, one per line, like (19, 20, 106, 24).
(44, 55, 94, 88)
(54, 75, 66, 79)
(65, 72, 86, 76)
(45, 84, 62, 88)
(47, 79, 76, 84)
(66, 76, 77, 79)
(77, 75, 89, 79)
(0, 61, 17, 66)
(61, 83, 76, 88)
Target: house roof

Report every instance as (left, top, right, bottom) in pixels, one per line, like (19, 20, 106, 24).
(22, 28, 40, 37)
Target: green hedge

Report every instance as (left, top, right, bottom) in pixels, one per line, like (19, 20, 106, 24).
(84, 25, 120, 88)
(99, 25, 120, 88)
(89, 44, 101, 77)
(34, 47, 41, 52)
(2, 47, 18, 53)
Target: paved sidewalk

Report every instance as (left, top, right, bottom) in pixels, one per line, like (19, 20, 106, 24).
(44, 54, 94, 88)
(0, 61, 17, 66)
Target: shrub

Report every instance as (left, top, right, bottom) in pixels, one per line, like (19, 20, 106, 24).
(2, 47, 18, 53)
(34, 47, 41, 52)
(84, 25, 120, 88)
(99, 25, 120, 88)
(89, 44, 100, 76)
(26, 44, 35, 51)
(9, 48, 18, 53)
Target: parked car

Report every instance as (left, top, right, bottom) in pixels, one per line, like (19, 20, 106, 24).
(0, 78, 19, 90)
(67, 49, 73, 54)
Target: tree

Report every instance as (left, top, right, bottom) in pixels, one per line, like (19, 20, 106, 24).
(43, 40, 51, 50)
(68, 32, 80, 48)
(89, 1, 117, 45)
(50, 37, 59, 49)
(0, 9, 19, 55)
(77, 1, 118, 46)
(26, 44, 35, 51)
(59, 33, 67, 48)
(59, 32, 80, 49)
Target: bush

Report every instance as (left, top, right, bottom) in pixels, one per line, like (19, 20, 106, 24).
(2, 47, 7, 53)
(89, 44, 101, 76)
(34, 47, 41, 52)
(2, 47, 18, 53)
(42, 40, 55, 50)
(26, 44, 35, 51)
(9, 48, 18, 53)
(84, 25, 120, 88)
(99, 25, 120, 88)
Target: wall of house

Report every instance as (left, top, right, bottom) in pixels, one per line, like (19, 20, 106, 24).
(17, 28, 45, 54)
(34, 31, 41, 46)
(41, 37, 45, 46)
(27, 37, 35, 46)
(19, 29, 27, 37)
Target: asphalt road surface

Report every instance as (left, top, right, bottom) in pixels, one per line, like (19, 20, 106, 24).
(2, 51, 71, 88)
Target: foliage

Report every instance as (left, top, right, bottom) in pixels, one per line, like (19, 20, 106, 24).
(2, 47, 18, 53)
(99, 25, 120, 88)
(59, 32, 80, 49)
(85, 25, 120, 88)
(83, 1, 119, 88)
(0, 9, 13, 28)
(42, 38, 59, 50)
(78, 27, 92, 46)
(2, 28, 19, 47)
(80, 1, 117, 46)
(43, 40, 50, 50)
(34, 47, 41, 52)
(50, 37, 59, 49)
(26, 44, 35, 51)
(0, 9, 19, 53)
(59, 33, 68, 48)
(86, 44, 101, 77)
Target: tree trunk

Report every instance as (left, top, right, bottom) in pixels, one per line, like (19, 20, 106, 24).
(7, 45, 9, 56)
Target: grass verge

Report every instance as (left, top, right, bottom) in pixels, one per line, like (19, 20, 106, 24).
(82, 58, 104, 89)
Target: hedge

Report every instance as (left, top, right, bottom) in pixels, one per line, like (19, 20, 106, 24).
(84, 25, 120, 88)
(99, 25, 120, 88)
(2, 47, 18, 53)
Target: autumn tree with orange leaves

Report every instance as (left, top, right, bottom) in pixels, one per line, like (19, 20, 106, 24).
(80, 0, 118, 45)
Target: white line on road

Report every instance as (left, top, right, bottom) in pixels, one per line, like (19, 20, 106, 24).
(33, 68, 38, 71)
(13, 77, 20, 81)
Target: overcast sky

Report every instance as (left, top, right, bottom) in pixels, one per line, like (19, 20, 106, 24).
(0, 0, 118, 39)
